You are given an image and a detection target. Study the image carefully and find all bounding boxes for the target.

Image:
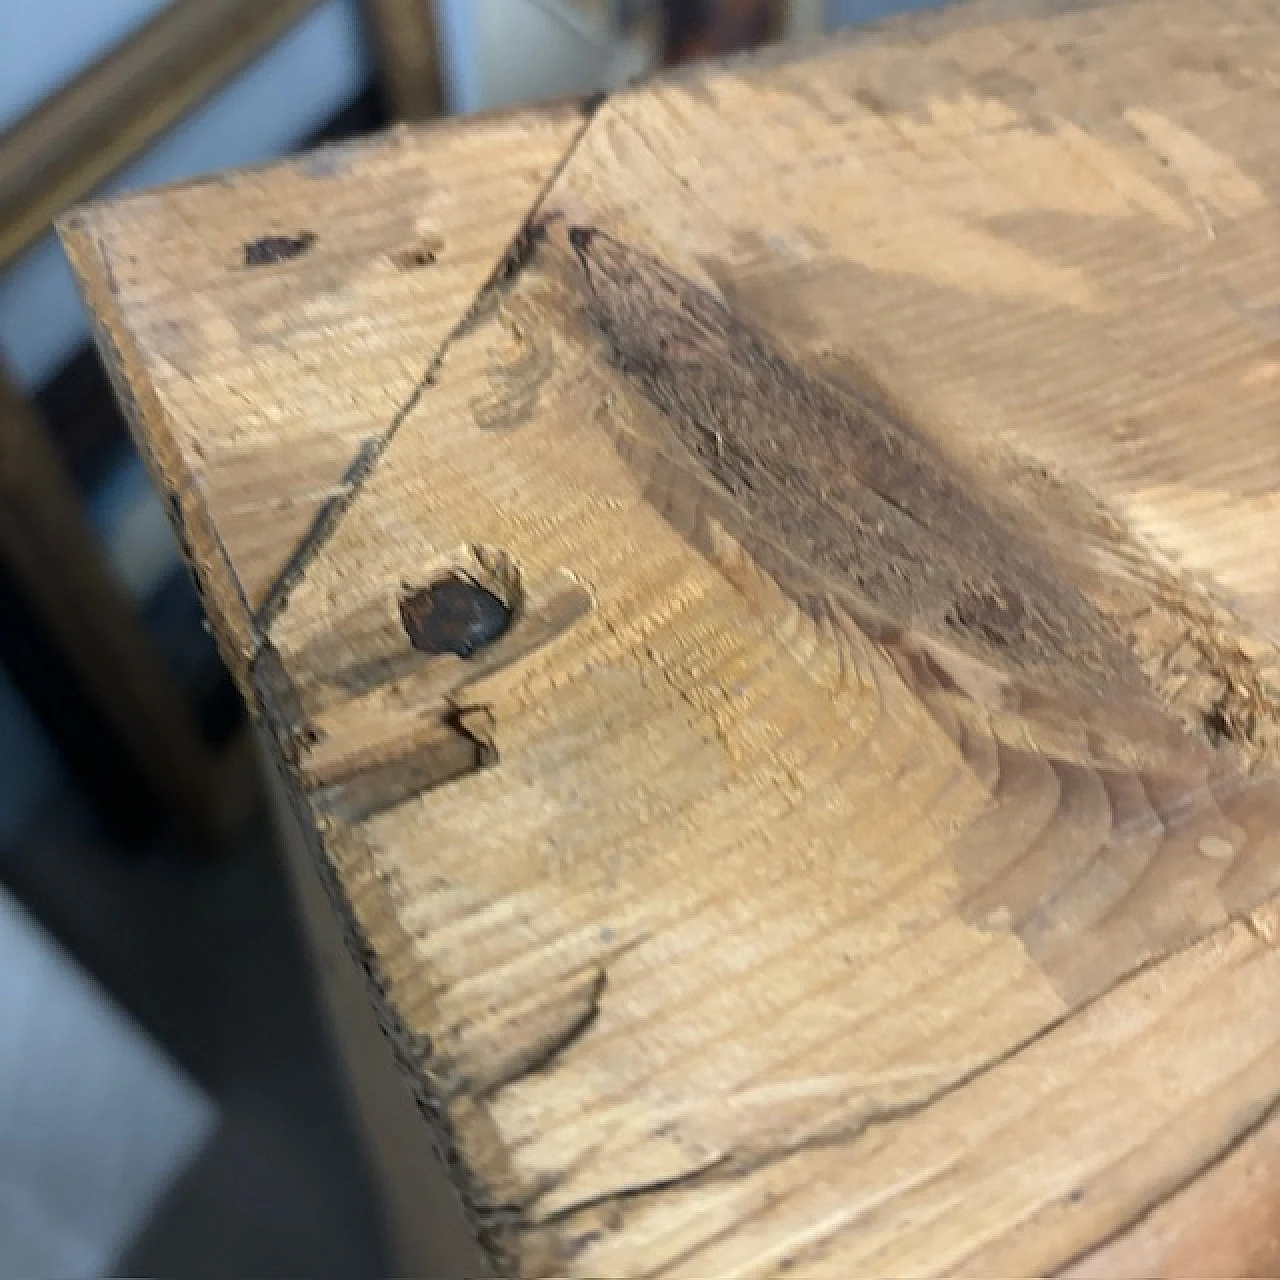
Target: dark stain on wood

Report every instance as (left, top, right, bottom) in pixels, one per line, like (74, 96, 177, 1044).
(562, 225, 1141, 701)
(535, 227, 1280, 1008)
(244, 230, 317, 266)
(391, 234, 444, 270)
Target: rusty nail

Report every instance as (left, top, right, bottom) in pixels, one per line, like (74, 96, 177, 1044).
(400, 574, 511, 659)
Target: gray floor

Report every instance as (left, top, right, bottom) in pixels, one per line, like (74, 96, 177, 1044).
(1, 791, 390, 1278)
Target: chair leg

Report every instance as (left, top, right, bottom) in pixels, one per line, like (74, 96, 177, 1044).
(358, 0, 443, 120)
(0, 363, 219, 840)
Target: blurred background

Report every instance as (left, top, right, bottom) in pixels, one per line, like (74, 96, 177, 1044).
(0, 0, 940, 1274)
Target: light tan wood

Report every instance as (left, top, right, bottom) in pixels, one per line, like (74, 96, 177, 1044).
(65, 1, 1280, 1274)
(0, 363, 218, 833)
(61, 105, 588, 693)
(1065, 1107, 1280, 1278)
(359, 0, 444, 120)
(0, 0, 326, 271)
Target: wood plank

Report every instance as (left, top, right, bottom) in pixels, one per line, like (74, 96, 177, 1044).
(0, 0, 328, 271)
(61, 105, 588, 691)
(65, 0, 1280, 1273)
(0, 363, 218, 835)
(259, 5, 1280, 1272)
(60, 105, 583, 1262)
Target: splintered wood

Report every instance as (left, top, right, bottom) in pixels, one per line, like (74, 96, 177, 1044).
(66, 0, 1280, 1274)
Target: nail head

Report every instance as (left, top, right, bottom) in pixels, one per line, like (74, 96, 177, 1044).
(400, 575, 511, 659)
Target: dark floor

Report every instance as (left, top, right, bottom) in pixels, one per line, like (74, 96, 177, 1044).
(1, 791, 391, 1277)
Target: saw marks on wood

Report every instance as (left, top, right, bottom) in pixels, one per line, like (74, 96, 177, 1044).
(61, 106, 586, 684)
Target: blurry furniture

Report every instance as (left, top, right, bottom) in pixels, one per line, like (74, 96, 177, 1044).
(67, 0, 1280, 1274)
(0, 0, 441, 838)
(361, 0, 443, 119)
(659, 0, 781, 63)
(0, 365, 217, 837)
(0, 0, 442, 269)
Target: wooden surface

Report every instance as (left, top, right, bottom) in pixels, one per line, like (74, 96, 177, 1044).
(62, 105, 587, 693)
(65, 1, 1280, 1274)
(0, 0, 325, 271)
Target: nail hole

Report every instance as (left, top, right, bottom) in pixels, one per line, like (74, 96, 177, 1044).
(393, 247, 436, 269)
(391, 235, 444, 270)
(244, 231, 317, 265)
(400, 560, 516, 660)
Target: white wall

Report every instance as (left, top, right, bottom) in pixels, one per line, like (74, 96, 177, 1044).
(0, 890, 216, 1276)
(436, 0, 626, 116)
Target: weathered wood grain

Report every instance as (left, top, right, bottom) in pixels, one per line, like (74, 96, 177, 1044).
(1065, 1101, 1280, 1278)
(61, 105, 588, 689)
(67, 0, 1280, 1274)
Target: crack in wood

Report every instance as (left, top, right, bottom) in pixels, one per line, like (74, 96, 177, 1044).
(472, 968, 608, 1102)
(1054, 1083, 1280, 1276)
(251, 114, 596, 635)
(523, 904, 1280, 1248)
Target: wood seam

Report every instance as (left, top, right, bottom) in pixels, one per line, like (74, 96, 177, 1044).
(252, 106, 599, 635)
